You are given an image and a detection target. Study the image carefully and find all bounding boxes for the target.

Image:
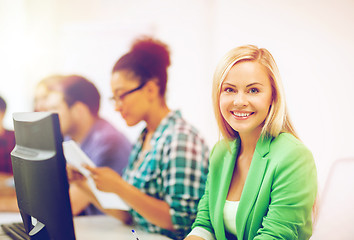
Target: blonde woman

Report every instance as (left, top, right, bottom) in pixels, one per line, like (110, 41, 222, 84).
(185, 45, 317, 240)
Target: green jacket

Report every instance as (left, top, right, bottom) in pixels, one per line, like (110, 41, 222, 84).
(192, 133, 317, 239)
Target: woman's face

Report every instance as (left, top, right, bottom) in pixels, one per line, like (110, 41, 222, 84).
(110, 70, 149, 126)
(219, 60, 273, 138)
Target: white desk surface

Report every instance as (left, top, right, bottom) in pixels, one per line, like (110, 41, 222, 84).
(0, 212, 171, 240)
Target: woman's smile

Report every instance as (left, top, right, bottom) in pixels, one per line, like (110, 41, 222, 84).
(231, 111, 254, 120)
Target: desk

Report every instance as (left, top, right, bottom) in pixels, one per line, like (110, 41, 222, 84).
(0, 213, 171, 239)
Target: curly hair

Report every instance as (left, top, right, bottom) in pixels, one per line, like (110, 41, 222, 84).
(112, 36, 171, 98)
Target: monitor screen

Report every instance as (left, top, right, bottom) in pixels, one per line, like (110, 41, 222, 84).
(11, 112, 76, 240)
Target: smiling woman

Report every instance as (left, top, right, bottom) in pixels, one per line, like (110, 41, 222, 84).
(185, 45, 317, 240)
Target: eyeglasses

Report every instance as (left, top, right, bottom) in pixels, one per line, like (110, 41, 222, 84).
(109, 82, 146, 105)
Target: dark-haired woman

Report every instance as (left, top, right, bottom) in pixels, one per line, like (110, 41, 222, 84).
(77, 37, 209, 239)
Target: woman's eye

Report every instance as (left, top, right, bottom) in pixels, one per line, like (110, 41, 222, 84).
(249, 88, 259, 94)
(224, 87, 235, 93)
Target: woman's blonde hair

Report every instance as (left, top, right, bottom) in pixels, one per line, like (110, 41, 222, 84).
(212, 45, 298, 141)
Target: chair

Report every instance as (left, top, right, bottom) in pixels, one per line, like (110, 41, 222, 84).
(311, 158, 354, 239)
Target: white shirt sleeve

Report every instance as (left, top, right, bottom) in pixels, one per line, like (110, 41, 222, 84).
(187, 226, 216, 240)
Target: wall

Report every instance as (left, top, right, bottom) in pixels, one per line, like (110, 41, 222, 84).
(1, 0, 354, 193)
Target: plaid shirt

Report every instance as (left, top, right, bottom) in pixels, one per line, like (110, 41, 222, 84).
(0, 130, 15, 174)
(123, 110, 209, 239)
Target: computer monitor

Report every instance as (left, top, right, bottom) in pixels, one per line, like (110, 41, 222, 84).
(11, 112, 76, 240)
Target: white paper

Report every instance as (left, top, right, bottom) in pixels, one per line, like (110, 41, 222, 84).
(63, 140, 95, 177)
(63, 140, 130, 211)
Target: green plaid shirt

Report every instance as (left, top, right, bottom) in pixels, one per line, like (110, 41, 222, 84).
(122, 110, 209, 239)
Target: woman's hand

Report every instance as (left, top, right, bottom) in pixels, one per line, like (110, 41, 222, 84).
(184, 236, 205, 240)
(85, 165, 122, 193)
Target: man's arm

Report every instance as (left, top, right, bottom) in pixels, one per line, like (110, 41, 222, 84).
(71, 178, 133, 225)
(0, 173, 19, 212)
(69, 184, 91, 215)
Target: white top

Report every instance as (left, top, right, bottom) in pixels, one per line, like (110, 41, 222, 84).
(187, 200, 239, 239)
(187, 226, 216, 240)
(223, 200, 239, 237)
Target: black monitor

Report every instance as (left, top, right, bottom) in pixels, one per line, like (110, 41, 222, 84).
(11, 112, 76, 240)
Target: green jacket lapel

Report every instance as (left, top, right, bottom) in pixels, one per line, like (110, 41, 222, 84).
(236, 136, 272, 239)
(213, 139, 239, 239)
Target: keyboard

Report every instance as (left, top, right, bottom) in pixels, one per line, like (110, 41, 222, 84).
(1, 222, 30, 240)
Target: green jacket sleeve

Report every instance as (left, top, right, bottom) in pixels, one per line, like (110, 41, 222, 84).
(254, 143, 317, 239)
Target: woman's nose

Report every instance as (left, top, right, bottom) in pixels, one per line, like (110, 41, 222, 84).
(233, 93, 248, 107)
(114, 101, 123, 112)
